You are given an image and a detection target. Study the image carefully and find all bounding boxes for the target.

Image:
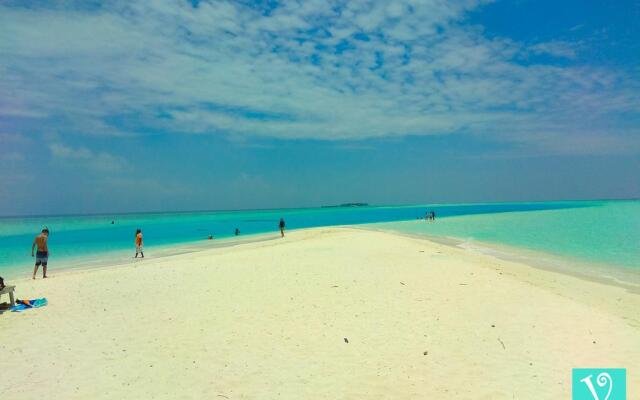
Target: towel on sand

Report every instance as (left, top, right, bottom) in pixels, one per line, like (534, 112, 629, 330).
(11, 298, 48, 312)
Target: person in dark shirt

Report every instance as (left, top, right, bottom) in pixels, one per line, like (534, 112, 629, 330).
(279, 218, 286, 238)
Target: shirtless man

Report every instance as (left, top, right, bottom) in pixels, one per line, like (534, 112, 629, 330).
(31, 228, 49, 279)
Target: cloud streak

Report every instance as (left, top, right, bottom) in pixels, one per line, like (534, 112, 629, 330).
(49, 143, 128, 172)
(529, 40, 581, 59)
(0, 0, 638, 155)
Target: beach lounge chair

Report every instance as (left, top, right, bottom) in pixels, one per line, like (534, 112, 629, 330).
(0, 285, 16, 306)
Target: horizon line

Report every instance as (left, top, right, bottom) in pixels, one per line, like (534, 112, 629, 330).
(1, 197, 637, 220)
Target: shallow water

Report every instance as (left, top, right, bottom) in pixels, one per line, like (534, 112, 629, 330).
(0, 200, 629, 279)
(374, 200, 640, 270)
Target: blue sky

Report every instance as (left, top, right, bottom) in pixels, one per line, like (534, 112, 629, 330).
(0, 0, 638, 215)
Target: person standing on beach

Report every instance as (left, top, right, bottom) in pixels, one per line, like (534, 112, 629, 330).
(31, 228, 49, 279)
(279, 218, 286, 238)
(135, 229, 144, 258)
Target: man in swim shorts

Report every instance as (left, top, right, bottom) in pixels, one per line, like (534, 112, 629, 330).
(31, 228, 49, 279)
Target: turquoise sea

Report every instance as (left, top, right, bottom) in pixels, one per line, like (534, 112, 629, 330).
(374, 200, 639, 270)
(0, 200, 637, 280)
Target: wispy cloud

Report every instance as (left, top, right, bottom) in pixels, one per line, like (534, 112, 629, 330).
(0, 152, 25, 162)
(49, 143, 128, 172)
(0, 0, 638, 155)
(530, 40, 581, 59)
(0, 132, 31, 145)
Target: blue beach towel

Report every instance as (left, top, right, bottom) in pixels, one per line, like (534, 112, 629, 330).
(10, 298, 48, 312)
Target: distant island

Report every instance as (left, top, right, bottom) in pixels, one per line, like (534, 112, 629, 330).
(322, 203, 369, 208)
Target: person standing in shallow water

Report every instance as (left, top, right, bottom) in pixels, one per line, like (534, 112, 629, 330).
(279, 218, 286, 238)
(134, 229, 144, 258)
(31, 228, 49, 279)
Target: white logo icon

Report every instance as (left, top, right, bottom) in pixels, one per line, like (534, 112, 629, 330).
(580, 372, 613, 400)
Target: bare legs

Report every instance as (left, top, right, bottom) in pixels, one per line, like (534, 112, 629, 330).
(32, 264, 47, 279)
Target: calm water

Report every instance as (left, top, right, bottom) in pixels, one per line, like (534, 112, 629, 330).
(374, 200, 640, 270)
(0, 200, 635, 278)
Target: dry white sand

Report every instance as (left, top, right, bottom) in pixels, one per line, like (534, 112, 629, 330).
(1, 227, 638, 399)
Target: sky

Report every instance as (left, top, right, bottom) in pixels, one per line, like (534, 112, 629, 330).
(0, 0, 639, 216)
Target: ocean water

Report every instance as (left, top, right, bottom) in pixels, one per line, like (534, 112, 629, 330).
(373, 200, 640, 271)
(0, 200, 633, 279)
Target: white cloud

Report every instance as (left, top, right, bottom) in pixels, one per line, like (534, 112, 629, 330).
(49, 143, 128, 172)
(530, 40, 580, 59)
(0, 0, 638, 155)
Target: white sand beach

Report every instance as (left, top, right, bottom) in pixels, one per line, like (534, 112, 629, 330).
(1, 227, 638, 399)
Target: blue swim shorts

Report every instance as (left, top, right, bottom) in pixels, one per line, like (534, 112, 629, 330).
(35, 251, 48, 266)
